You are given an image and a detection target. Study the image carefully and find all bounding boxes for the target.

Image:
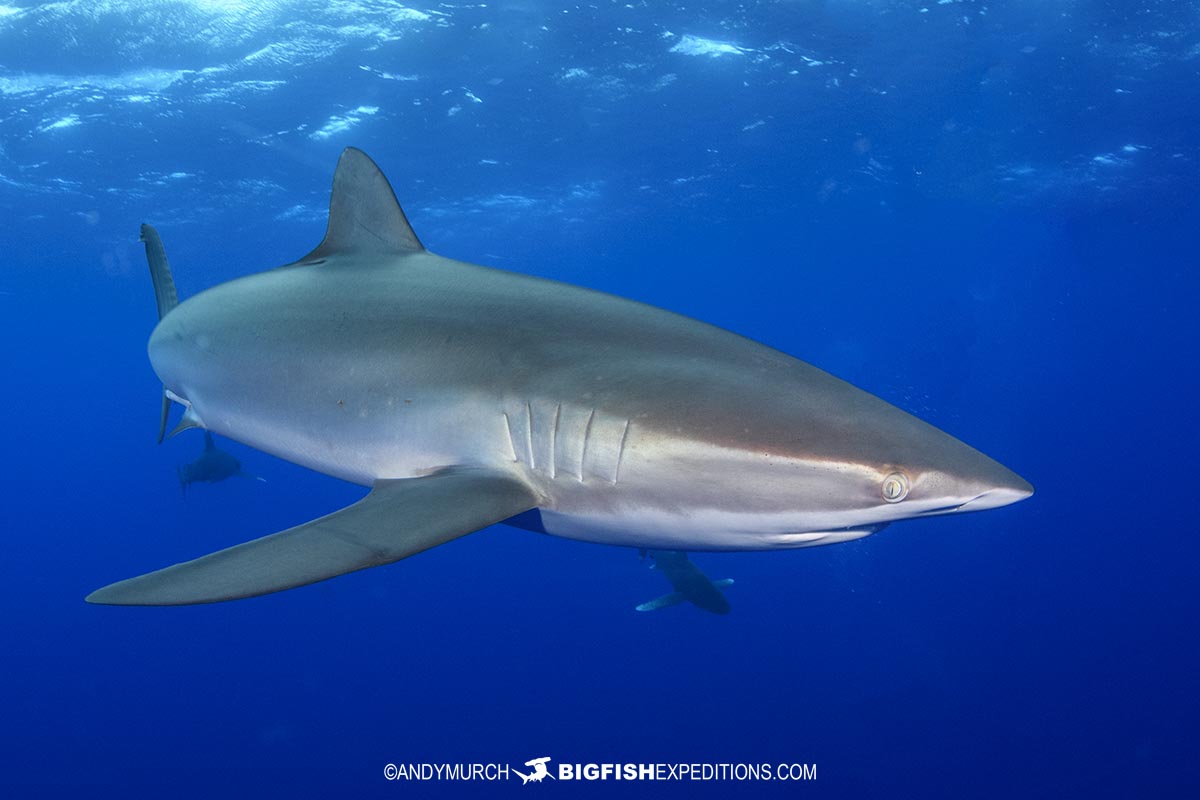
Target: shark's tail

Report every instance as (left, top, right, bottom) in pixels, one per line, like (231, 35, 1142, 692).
(141, 224, 181, 444)
(142, 224, 179, 321)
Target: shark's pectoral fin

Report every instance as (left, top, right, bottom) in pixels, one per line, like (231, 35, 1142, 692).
(86, 467, 537, 606)
(636, 592, 685, 612)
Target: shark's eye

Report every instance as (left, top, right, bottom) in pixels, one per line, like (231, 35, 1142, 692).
(882, 472, 910, 503)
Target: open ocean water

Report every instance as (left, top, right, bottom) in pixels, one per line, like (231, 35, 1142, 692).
(1, 1, 1197, 797)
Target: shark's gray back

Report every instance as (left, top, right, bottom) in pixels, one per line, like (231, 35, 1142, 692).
(168, 249, 971, 475)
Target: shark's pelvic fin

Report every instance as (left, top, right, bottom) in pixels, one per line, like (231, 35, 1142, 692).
(298, 147, 424, 263)
(636, 592, 685, 612)
(86, 467, 537, 606)
(166, 406, 205, 440)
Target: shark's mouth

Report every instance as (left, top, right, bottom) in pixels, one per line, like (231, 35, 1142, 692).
(919, 503, 966, 515)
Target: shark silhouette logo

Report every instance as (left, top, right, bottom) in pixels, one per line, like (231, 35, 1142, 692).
(514, 756, 554, 784)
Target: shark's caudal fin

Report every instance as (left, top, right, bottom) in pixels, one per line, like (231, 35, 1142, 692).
(298, 147, 424, 263)
(87, 467, 537, 606)
(141, 224, 179, 320)
(141, 224, 182, 444)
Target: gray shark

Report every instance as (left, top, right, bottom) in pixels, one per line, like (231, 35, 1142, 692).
(177, 432, 264, 495)
(637, 550, 733, 615)
(86, 147, 1032, 606)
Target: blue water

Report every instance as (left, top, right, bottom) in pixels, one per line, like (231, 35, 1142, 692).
(2, 1, 1197, 797)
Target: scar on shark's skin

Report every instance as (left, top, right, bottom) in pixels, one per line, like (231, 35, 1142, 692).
(87, 148, 1031, 607)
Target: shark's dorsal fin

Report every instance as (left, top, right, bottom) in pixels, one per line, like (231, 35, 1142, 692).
(299, 147, 423, 263)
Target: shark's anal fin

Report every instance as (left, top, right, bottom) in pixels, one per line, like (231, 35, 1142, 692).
(297, 147, 424, 263)
(636, 592, 685, 612)
(86, 467, 537, 606)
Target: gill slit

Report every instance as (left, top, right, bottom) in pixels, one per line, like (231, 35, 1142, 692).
(549, 403, 562, 479)
(613, 419, 631, 485)
(502, 412, 518, 462)
(578, 408, 596, 482)
(525, 401, 535, 470)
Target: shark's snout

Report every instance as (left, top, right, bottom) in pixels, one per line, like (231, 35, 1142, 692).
(922, 447, 1033, 518)
(876, 424, 1033, 523)
(955, 446, 1034, 511)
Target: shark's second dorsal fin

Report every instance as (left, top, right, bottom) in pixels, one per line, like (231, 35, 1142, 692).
(299, 147, 423, 263)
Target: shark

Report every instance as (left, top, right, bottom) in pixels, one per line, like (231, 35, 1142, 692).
(514, 757, 554, 784)
(636, 550, 734, 615)
(177, 431, 265, 495)
(86, 147, 1032, 606)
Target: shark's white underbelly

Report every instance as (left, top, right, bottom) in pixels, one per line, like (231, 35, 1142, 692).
(530, 507, 883, 551)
